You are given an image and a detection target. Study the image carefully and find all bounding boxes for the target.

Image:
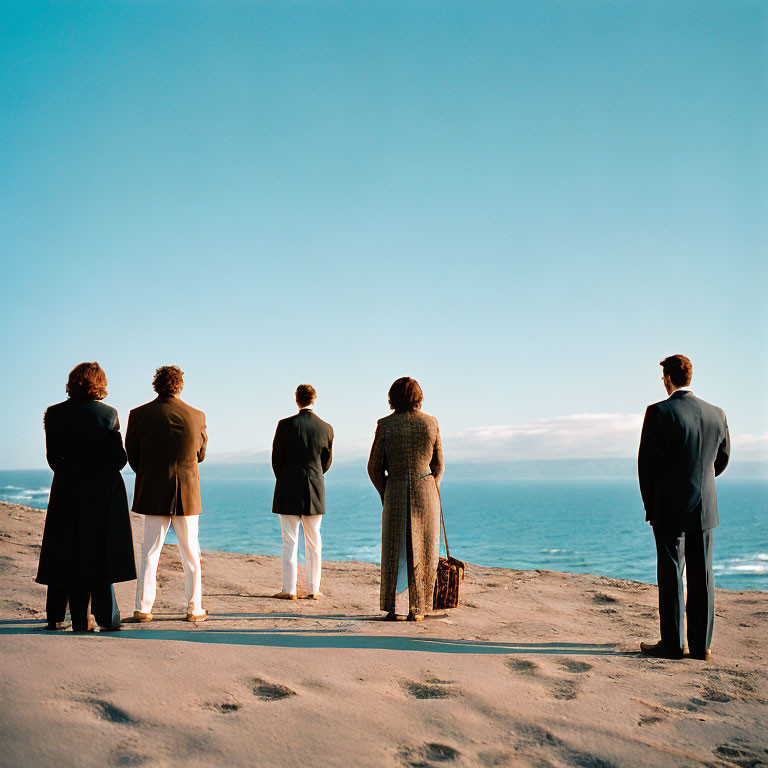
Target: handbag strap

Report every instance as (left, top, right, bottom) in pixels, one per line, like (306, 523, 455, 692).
(436, 483, 450, 560)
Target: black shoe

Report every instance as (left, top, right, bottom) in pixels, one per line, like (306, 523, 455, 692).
(689, 648, 711, 661)
(72, 616, 98, 633)
(640, 640, 683, 659)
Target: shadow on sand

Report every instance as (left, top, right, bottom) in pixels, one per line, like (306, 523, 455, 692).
(0, 615, 634, 656)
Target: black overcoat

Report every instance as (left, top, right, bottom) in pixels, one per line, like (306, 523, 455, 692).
(272, 409, 333, 516)
(638, 390, 730, 532)
(36, 399, 137, 587)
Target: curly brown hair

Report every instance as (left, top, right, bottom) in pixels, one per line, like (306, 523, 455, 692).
(153, 365, 184, 397)
(660, 355, 693, 387)
(388, 377, 423, 412)
(296, 384, 316, 408)
(66, 362, 108, 401)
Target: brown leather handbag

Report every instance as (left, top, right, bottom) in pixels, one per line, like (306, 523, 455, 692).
(433, 488, 465, 610)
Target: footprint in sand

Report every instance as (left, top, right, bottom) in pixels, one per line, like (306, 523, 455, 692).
(400, 679, 456, 699)
(82, 698, 138, 726)
(204, 701, 241, 714)
(559, 660, 593, 674)
(505, 658, 581, 700)
(591, 592, 618, 605)
(512, 722, 617, 768)
(550, 680, 579, 700)
(701, 686, 736, 703)
(251, 678, 296, 701)
(505, 658, 540, 675)
(713, 742, 768, 767)
(638, 714, 664, 726)
(399, 742, 460, 766)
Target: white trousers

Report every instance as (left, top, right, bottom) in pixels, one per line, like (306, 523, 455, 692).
(136, 515, 203, 615)
(279, 514, 323, 595)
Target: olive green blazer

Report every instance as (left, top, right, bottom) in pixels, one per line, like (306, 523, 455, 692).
(126, 396, 207, 516)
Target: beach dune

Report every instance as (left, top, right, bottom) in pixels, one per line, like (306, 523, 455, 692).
(0, 500, 766, 768)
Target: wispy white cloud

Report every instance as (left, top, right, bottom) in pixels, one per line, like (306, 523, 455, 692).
(732, 433, 768, 460)
(207, 414, 768, 464)
(445, 413, 644, 460)
(445, 413, 768, 461)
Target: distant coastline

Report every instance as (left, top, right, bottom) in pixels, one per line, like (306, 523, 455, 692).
(178, 457, 768, 481)
(3, 457, 767, 480)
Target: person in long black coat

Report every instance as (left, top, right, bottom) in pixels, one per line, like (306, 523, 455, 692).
(36, 362, 136, 631)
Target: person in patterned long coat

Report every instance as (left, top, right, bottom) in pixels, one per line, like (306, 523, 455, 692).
(367, 377, 444, 621)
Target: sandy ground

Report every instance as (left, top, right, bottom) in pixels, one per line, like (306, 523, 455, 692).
(0, 500, 766, 768)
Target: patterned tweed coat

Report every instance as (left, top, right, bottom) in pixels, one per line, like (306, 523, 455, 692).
(367, 410, 444, 613)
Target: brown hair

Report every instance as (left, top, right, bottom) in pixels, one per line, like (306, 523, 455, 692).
(296, 384, 316, 408)
(66, 362, 108, 401)
(660, 355, 693, 388)
(153, 365, 184, 397)
(388, 377, 423, 412)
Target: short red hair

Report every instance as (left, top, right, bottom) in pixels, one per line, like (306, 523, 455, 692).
(296, 384, 316, 407)
(660, 355, 693, 387)
(153, 365, 184, 397)
(66, 362, 108, 401)
(388, 377, 423, 412)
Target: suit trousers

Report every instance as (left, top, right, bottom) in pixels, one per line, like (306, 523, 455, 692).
(278, 514, 322, 594)
(136, 515, 203, 614)
(46, 584, 120, 630)
(654, 527, 714, 653)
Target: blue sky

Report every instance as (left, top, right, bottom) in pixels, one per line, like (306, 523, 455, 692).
(2, 0, 766, 468)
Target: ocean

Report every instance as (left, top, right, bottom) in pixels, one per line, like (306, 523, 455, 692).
(2, 465, 766, 592)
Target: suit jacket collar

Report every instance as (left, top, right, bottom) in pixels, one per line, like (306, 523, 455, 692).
(669, 390, 692, 400)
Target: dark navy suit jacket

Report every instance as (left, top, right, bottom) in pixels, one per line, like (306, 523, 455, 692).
(638, 390, 730, 532)
(271, 409, 333, 516)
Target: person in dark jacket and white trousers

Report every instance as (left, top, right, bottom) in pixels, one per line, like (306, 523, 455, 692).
(126, 365, 207, 622)
(271, 384, 333, 600)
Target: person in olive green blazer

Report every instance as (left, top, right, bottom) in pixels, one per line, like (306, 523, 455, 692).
(126, 365, 208, 622)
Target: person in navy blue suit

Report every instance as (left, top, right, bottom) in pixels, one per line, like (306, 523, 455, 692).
(638, 355, 730, 660)
(271, 384, 333, 600)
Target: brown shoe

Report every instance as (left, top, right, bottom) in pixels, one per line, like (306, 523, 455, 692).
(186, 610, 208, 622)
(640, 640, 683, 659)
(689, 648, 711, 661)
(45, 621, 69, 631)
(384, 612, 407, 621)
(272, 592, 298, 600)
(407, 612, 425, 622)
(132, 611, 153, 623)
(306, 592, 324, 600)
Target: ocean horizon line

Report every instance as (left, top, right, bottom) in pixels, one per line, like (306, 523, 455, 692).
(4, 457, 768, 480)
